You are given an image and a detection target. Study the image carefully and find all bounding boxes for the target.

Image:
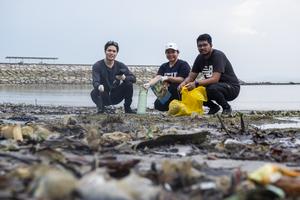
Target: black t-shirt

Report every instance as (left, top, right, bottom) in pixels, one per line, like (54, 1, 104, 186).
(192, 49, 239, 86)
(157, 59, 190, 88)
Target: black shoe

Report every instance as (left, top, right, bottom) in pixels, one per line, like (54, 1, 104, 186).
(97, 107, 104, 114)
(208, 105, 220, 115)
(222, 106, 232, 115)
(124, 106, 136, 114)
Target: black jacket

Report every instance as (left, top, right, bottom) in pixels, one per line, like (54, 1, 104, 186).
(92, 59, 136, 91)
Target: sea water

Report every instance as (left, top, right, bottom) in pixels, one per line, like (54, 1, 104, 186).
(0, 84, 300, 110)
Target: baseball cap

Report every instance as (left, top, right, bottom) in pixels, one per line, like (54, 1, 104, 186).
(165, 42, 178, 51)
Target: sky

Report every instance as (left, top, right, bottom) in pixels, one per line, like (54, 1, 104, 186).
(1, 0, 300, 82)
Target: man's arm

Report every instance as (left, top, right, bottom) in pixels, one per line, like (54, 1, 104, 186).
(178, 71, 198, 91)
(118, 63, 136, 83)
(185, 72, 221, 90)
(164, 76, 184, 83)
(92, 64, 101, 89)
(198, 72, 221, 86)
(124, 69, 136, 83)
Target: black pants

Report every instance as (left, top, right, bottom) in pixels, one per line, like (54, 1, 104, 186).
(154, 86, 180, 111)
(90, 82, 133, 109)
(203, 83, 240, 109)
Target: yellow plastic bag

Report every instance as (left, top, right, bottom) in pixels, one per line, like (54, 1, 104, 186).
(248, 164, 300, 185)
(248, 164, 300, 196)
(168, 86, 207, 116)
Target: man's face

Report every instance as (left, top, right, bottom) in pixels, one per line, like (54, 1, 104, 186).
(197, 41, 212, 56)
(165, 49, 178, 63)
(105, 45, 118, 61)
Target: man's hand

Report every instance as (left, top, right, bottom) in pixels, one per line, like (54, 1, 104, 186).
(116, 74, 126, 81)
(177, 81, 186, 92)
(98, 85, 104, 92)
(161, 76, 169, 82)
(185, 82, 196, 91)
(143, 83, 151, 89)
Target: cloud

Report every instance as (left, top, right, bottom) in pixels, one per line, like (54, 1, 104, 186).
(230, 0, 264, 36)
(1, 0, 300, 82)
(233, 0, 262, 17)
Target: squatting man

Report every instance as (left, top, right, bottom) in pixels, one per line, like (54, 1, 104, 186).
(178, 33, 240, 115)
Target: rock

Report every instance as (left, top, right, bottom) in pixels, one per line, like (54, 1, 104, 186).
(31, 166, 77, 200)
(0, 140, 20, 151)
(76, 169, 159, 200)
(0, 124, 23, 141)
(63, 115, 77, 125)
(159, 160, 202, 190)
(0, 63, 157, 84)
(224, 139, 245, 151)
(21, 125, 34, 138)
(102, 131, 131, 143)
(85, 127, 102, 151)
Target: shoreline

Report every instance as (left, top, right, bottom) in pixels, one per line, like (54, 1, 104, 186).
(1, 103, 300, 114)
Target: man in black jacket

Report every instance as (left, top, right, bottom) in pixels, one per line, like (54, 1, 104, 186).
(90, 41, 136, 113)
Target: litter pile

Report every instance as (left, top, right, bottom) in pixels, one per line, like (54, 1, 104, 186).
(0, 103, 300, 199)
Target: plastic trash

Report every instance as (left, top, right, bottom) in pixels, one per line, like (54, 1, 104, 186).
(150, 78, 171, 104)
(137, 86, 148, 114)
(248, 164, 300, 197)
(168, 86, 207, 116)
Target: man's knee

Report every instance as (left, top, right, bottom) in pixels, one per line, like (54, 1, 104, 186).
(154, 100, 160, 109)
(206, 84, 220, 97)
(116, 81, 133, 92)
(90, 89, 98, 98)
(121, 82, 134, 95)
(206, 84, 219, 92)
(123, 81, 133, 88)
(154, 100, 168, 111)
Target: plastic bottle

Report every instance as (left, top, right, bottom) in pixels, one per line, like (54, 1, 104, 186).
(137, 86, 148, 114)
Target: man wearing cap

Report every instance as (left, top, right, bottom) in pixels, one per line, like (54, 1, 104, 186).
(178, 34, 240, 115)
(91, 41, 136, 114)
(144, 42, 190, 111)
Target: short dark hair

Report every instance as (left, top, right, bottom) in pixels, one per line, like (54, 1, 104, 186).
(104, 41, 119, 52)
(197, 34, 212, 45)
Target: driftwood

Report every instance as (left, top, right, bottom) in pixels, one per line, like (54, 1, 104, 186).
(134, 131, 210, 149)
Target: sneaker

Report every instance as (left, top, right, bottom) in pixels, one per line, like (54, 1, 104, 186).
(124, 106, 136, 114)
(97, 106, 115, 114)
(105, 106, 116, 114)
(207, 105, 220, 115)
(222, 106, 232, 115)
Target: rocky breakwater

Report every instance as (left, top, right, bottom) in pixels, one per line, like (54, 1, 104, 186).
(0, 63, 158, 85)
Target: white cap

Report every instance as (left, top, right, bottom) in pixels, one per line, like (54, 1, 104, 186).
(165, 42, 178, 51)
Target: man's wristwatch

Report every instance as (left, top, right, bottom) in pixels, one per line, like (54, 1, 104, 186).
(195, 80, 200, 87)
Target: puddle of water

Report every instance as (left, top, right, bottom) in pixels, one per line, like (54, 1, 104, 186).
(1, 119, 27, 125)
(258, 123, 300, 129)
(277, 117, 300, 123)
(253, 117, 300, 129)
(1, 114, 72, 125)
(152, 145, 194, 157)
(275, 138, 300, 148)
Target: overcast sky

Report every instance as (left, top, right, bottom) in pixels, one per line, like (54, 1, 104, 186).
(1, 0, 300, 82)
